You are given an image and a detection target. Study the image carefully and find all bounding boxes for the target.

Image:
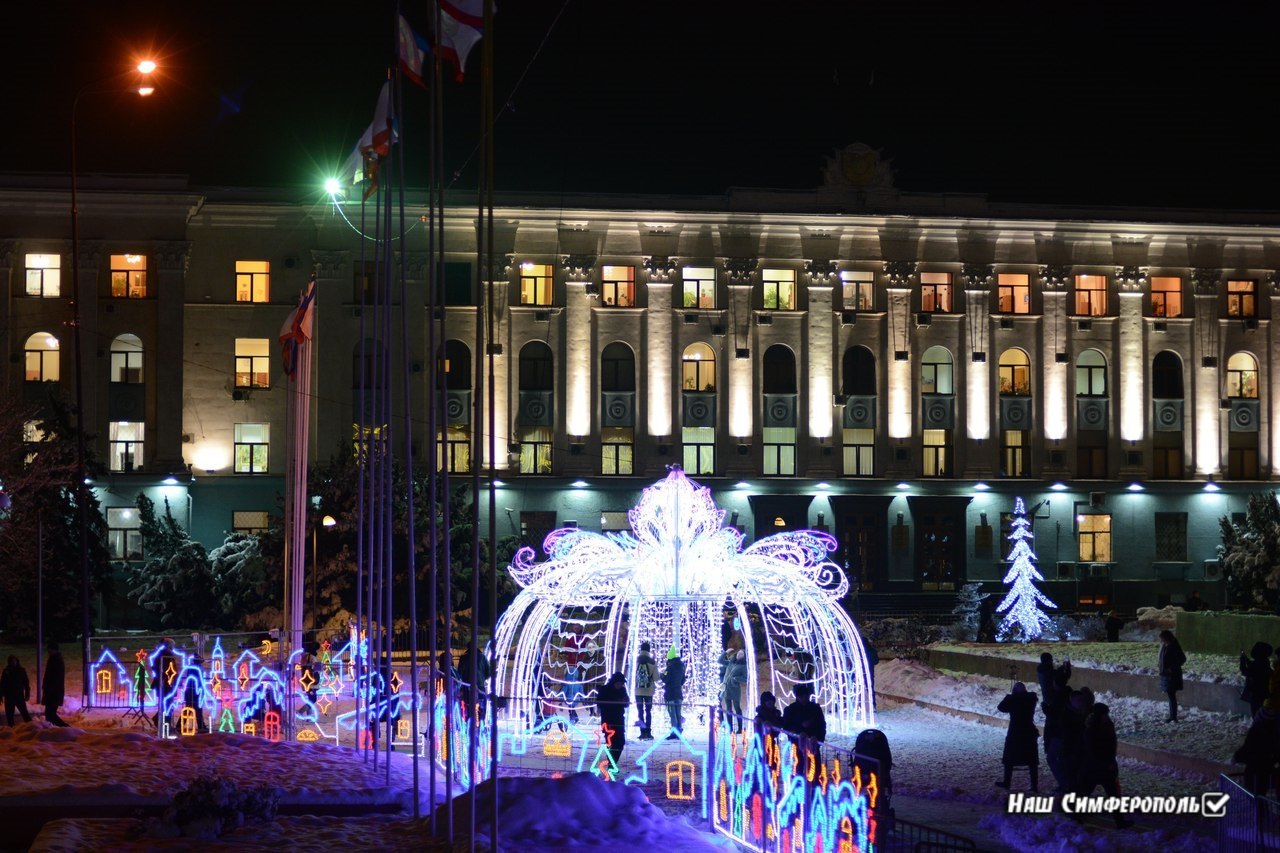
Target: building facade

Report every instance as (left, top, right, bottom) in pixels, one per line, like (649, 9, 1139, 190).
(2, 170, 1277, 619)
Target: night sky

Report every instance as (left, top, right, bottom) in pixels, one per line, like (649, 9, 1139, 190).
(6, 2, 1277, 209)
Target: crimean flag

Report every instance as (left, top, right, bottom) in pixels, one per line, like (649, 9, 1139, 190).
(433, 0, 488, 83)
(338, 81, 398, 199)
(279, 275, 316, 378)
(398, 14, 431, 88)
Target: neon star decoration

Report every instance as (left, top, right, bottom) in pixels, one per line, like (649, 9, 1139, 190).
(493, 468, 876, 734)
(995, 496, 1057, 642)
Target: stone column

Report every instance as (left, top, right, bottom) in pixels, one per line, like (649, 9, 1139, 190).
(1192, 269, 1221, 476)
(152, 241, 190, 470)
(806, 260, 838, 476)
(1116, 266, 1147, 473)
(1039, 265, 1071, 474)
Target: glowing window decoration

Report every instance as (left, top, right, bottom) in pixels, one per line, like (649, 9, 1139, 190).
(264, 711, 282, 742)
(243, 722, 256, 736)
(667, 760, 697, 800)
(544, 729, 572, 757)
(180, 707, 197, 736)
(398, 719, 411, 740)
(96, 669, 112, 694)
(493, 469, 875, 736)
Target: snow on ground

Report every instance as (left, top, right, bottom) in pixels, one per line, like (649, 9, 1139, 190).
(878, 657, 1249, 766)
(930, 640, 1242, 684)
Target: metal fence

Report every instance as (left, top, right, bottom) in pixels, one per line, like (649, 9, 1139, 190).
(1219, 773, 1280, 852)
(879, 816, 977, 852)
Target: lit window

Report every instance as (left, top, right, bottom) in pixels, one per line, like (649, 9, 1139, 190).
(921, 346, 953, 394)
(997, 273, 1029, 314)
(601, 265, 635, 307)
(1150, 277, 1182, 318)
(108, 421, 144, 472)
(236, 260, 271, 303)
(840, 270, 874, 311)
(107, 507, 143, 561)
(682, 342, 716, 391)
(110, 254, 148, 298)
(998, 349, 1030, 395)
(1073, 274, 1107, 316)
(842, 428, 874, 476)
(519, 426, 553, 474)
(602, 427, 634, 475)
(1227, 280, 1257, 318)
(234, 423, 269, 473)
(439, 425, 470, 473)
(1075, 349, 1107, 397)
(110, 334, 144, 383)
(920, 272, 953, 313)
(681, 427, 715, 474)
(681, 266, 716, 309)
(24, 332, 60, 382)
(1227, 352, 1259, 399)
(25, 253, 61, 298)
(762, 427, 796, 475)
(232, 511, 270, 535)
(1078, 514, 1112, 562)
(762, 269, 796, 310)
(923, 429, 949, 477)
(1002, 430, 1025, 477)
(235, 338, 271, 388)
(519, 262, 553, 306)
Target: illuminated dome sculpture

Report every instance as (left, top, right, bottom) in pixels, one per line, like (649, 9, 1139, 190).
(493, 469, 876, 735)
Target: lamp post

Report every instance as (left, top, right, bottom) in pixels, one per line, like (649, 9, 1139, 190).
(312, 515, 337, 631)
(70, 60, 156, 702)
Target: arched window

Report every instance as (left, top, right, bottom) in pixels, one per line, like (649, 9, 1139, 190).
(1151, 351, 1183, 398)
(842, 346, 876, 396)
(601, 342, 635, 392)
(998, 349, 1030, 396)
(518, 342, 555, 474)
(681, 342, 716, 391)
(24, 332, 59, 382)
(1076, 349, 1107, 397)
(1227, 352, 1258, 399)
(443, 339, 471, 390)
(921, 346, 953, 394)
(762, 345, 797, 475)
(110, 334, 143, 384)
(438, 340, 472, 474)
(601, 343, 636, 475)
(762, 344, 796, 394)
(519, 341, 554, 391)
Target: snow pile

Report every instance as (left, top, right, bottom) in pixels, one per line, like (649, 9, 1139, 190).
(978, 811, 1214, 853)
(929, 641, 1240, 683)
(1135, 606, 1180, 630)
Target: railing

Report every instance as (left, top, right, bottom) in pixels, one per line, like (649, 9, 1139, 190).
(879, 816, 977, 852)
(1219, 773, 1280, 852)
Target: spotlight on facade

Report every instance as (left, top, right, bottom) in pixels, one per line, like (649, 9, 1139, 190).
(735, 481, 751, 489)
(816, 482, 830, 490)
(162, 475, 179, 485)
(1203, 478, 1221, 493)
(571, 480, 589, 488)
(1050, 482, 1068, 491)
(896, 482, 910, 490)
(492, 479, 506, 488)
(974, 482, 990, 491)
(1127, 482, 1144, 492)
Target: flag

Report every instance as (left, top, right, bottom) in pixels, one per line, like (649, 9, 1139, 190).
(338, 81, 398, 199)
(279, 275, 316, 378)
(434, 0, 487, 83)
(398, 14, 431, 88)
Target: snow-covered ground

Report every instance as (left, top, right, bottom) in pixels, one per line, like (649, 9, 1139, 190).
(931, 640, 1244, 684)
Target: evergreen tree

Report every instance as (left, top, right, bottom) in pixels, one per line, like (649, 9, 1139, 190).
(951, 582, 989, 641)
(1219, 491, 1280, 608)
(125, 494, 218, 628)
(995, 497, 1056, 642)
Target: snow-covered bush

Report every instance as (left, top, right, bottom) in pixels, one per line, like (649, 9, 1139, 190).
(948, 583, 988, 641)
(147, 773, 279, 840)
(859, 617, 947, 660)
(1046, 613, 1106, 642)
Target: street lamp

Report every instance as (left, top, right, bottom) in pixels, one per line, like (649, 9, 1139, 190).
(70, 59, 157, 702)
(312, 515, 337, 631)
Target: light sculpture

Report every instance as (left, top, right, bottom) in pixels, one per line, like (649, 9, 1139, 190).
(492, 468, 875, 735)
(995, 497, 1056, 642)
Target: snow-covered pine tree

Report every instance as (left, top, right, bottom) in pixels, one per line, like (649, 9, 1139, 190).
(995, 497, 1056, 642)
(951, 582, 989, 641)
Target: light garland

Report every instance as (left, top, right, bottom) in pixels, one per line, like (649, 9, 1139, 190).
(995, 497, 1057, 642)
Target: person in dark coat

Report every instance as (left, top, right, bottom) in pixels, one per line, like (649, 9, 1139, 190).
(596, 671, 629, 764)
(1104, 611, 1125, 643)
(1041, 665, 1072, 791)
(661, 647, 686, 739)
(1240, 641, 1273, 720)
(634, 641, 658, 740)
(854, 728, 894, 812)
(2, 655, 33, 726)
(781, 683, 827, 743)
(995, 682, 1039, 792)
(720, 647, 748, 732)
(1035, 653, 1055, 698)
(42, 642, 68, 727)
(1060, 688, 1094, 795)
(1081, 703, 1132, 827)
(1184, 591, 1205, 612)
(1158, 629, 1187, 722)
(754, 690, 783, 733)
(1233, 715, 1280, 797)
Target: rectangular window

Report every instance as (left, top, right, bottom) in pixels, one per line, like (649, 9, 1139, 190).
(106, 507, 143, 561)
(108, 421, 144, 472)
(601, 265, 635, 307)
(920, 272, 953, 312)
(923, 429, 949, 477)
(110, 253, 148, 298)
(999, 363, 1030, 396)
(1227, 279, 1257, 318)
(1152, 445, 1183, 479)
(444, 261, 474, 305)
(234, 338, 271, 388)
(1227, 363, 1258, 399)
(600, 511, 630, 532)
(232, 510, 270, 535)
(921, 361, 954, 395)
(519, 262, 553, 306)
(25, 253, 61, 297)
(601, 427, 634, 475)
(1077, 433, 1107, 478)
(439, 426, 471, 473)
(234, 423, 269, 473)
(997, 273, 1029, 314)
(1073, 274, 1107, 316)
(762, 269, 796, 310)
(1002, 429, 1025, 477)
(840, 270, 874, 311)
(1150, 276, 1183, 318)
(1078, 513, 1112, 562)
(681, 266, 716, 309)
(842, 428, 874, 476)
(110, 345, 143, 383)
(520, 511, 557, 559)
(519, 426, 553, 474)
(235, 260, 270, 302)
(1154, 512, 1188, 562)
(682, 426, 715, 474)
(762, 426, 796, 475)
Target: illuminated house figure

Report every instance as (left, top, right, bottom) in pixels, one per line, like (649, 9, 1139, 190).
(493, 469, 876, 735)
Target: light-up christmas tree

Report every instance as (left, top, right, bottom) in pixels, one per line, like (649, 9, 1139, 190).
(995, 497, 1056, 642)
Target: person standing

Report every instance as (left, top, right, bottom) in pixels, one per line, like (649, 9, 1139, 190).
(1240, 642, 1273, 720)
(1158, 629, 1187, 722)
(995, 682, 1039, 793)
(863, 641, 879, 707)
(781, 683, 827, 744)
(634, 641, 658, 740)
(2, 655, 32, 726)
(1035, 653, 1055, 698)
(1104, 611, 1125, 643)
(720, 648, 747, 732)
(596, 671, 629, 766)
(1082, 703, 1132, 828)
(661, 646, 686, 739)
(43, 642, 68, 727)
(1041, 664, 1072, 792)
(754, 690, 783, 732)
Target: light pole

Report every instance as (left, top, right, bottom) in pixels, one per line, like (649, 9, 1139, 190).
(70, 59, 156, 702)
(312, 514, 336, 631)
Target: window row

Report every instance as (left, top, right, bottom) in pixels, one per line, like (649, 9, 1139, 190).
(21, 254, 272, 302)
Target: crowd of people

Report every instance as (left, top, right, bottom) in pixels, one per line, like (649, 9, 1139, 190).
(1232, 638, 1280, 797)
